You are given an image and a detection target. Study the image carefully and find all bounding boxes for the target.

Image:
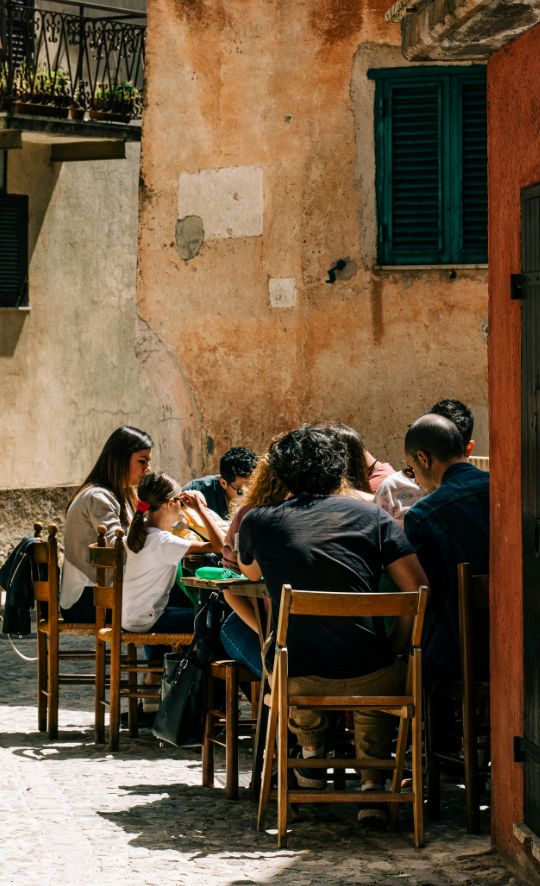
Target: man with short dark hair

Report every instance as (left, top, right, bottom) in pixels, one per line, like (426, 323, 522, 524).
(237, 425, 427, 826)
(183, 446, 258, 519)
(403, 414, 489, 684)
(428, 398, 475, 455)
(374, 398, 476, 526)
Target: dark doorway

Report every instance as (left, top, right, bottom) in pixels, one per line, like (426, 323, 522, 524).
(521, 181, 540, 835)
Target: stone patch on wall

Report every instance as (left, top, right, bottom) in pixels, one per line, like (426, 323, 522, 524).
(0, 486, 75, 562)
(178, 166, 263, 240)
(268, 277, 297, 309)
(176, 214, 205, 260)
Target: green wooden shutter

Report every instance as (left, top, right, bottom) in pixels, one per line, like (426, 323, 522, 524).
(457, 77, 488, 263)
(374, 75, 447, 265)
(0, 194, 29, 307)
(371, 66, 487, 266)
(386, 78, 446, 264)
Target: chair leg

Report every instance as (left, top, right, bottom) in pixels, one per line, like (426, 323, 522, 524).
(108, 638, 121, 751)
(95, 637, 106, 745)
(411, 652, 424, 848)
(251, 677, 268, 802)
(425, 689, 441, 820)
(276, 658, 289, 849)
(462, 692, 480, 834)
(37, 628, 47, 732)
(202, 671, 215, 789)
(389, 712, 410, 831)
(47, 628, 59, 740)
(127, 644, 139, 738)
(225, 663, 239, 800)
(257, 686, 278, 831)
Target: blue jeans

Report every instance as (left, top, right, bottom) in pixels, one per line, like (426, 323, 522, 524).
(220, 612, 262, 678)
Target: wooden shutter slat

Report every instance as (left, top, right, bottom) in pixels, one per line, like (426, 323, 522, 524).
(389, 80, 442, 260)
(460, 78, 488, 262)
(0, 195, 29, 307)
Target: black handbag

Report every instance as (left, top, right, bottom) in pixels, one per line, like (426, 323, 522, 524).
(152, 650, 205, 747)
(152, 589, 228, 748)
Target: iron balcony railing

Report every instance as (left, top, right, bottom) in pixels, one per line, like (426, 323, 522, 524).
(0, 0, 145, 123)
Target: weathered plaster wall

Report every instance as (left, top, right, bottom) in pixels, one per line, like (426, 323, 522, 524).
(1, 141, 159, 489)
(138, 0, 488, 479)
(488, 22, 540, 870)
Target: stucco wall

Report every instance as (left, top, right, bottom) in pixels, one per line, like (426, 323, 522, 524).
(487, 22, 540, 870)
(137, 0, 488, 479)
(1, 140, 159, 490)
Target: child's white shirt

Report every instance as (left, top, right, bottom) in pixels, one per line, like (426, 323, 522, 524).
(122, 528, 191, 631)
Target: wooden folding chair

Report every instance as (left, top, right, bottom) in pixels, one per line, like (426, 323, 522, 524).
(182, 576, 271, 800)
(257, 584, 428, 848)
(34, 523, 96, 739)
(425, 563, 490, 833)
(90, 525, 193, 750)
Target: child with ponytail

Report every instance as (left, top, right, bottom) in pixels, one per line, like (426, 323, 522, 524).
(122, 471, 224, 635)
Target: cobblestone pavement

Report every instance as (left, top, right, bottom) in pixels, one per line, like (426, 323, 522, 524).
(0, 632, 525, 886)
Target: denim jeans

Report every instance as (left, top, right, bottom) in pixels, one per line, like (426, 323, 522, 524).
(220, 612, 262, 678)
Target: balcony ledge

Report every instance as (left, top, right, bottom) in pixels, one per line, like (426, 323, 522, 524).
(0, 111, 141, 144)
(387, 0, 540, 61)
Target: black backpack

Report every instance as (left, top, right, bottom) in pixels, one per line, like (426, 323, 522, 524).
(0, 536, 44, 635)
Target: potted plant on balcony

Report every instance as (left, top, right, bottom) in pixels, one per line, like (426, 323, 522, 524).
(69, 81, 87, 121)
(0, 62, 9, 107)
(89, 80, 141, 123)
(13, 64, 72, 118)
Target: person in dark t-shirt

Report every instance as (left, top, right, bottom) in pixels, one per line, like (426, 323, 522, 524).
(235, 425, 427, 823)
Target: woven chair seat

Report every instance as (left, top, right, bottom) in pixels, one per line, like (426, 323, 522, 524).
(97, 626, 193, 646)
(38, 618, 96, 637)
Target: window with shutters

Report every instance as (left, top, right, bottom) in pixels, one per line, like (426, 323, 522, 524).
(368, 66, 487, 266)
(0, 194, 29, 307)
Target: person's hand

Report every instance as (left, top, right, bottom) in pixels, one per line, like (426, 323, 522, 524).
(179, 489, 208, 511)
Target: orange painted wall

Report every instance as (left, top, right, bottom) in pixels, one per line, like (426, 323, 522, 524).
(137, 0, 488, 482)
(488, 22, 540, 864)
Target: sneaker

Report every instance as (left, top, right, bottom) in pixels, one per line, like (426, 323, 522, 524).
(293, 766, 327, 789)
(293, 753, 327, 790)
(356, 805, 389, 830)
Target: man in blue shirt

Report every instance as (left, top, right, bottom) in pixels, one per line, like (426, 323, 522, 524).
(403, 414, 489, 685)
(183, 447, 257, 519)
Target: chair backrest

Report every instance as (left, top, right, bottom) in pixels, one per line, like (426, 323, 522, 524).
(276, 586, 428, 649)
(32, 523, 60, 622)
(457, 562, 489, 691)
(469, 455, 489, 472)
(89, 525, 125, 635)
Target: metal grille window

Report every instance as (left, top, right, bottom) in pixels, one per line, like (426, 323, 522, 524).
(0, 194, 29, 307)
(369, 66, 487, 266)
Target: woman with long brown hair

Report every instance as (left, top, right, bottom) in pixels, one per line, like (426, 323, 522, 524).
(60, 425, 153, 623)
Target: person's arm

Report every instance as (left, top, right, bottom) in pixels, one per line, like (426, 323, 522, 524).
(238, 555, 262, 581)
(87, 489, 123, 543)
(223, 590, 259, 631)
(235, 509, 263, 580)
(386, 553, 429, 654)
(180, 490, 225, 553)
